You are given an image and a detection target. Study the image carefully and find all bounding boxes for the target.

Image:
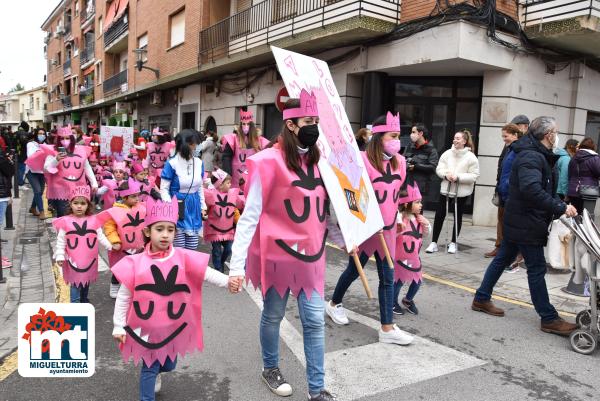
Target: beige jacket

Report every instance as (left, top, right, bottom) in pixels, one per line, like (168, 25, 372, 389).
(436, 146, 480, 198)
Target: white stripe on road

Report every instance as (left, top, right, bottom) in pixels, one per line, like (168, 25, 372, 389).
(244, 287, 486, 400)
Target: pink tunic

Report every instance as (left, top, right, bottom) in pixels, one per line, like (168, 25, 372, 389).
(204, 188, 245, 242)
(112, 248, 209, 366)
(359, 152, 406, 263)
(46, 145, 92, 201)
(147, 142, 173, 179)
(53, 215, 103, 287)
(246, 147, 328, 299)
(106, 204, 147, 251)
(221, 134, 270, 189)
(394, 215, 424, 284)
(138, 176, 156, 202)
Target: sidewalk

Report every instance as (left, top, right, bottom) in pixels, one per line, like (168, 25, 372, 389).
(0, 187, 55, 361)
(421, 211, 588, 316)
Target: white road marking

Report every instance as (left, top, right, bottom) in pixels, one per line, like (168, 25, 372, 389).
(243, 286, 486, 400)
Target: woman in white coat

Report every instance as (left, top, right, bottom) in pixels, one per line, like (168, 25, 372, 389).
(426, 130, 480, 254)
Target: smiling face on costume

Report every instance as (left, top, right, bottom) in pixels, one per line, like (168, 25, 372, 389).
(144, 222, 176, 252)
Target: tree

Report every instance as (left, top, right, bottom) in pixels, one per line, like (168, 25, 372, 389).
(9, 83, 25, 92)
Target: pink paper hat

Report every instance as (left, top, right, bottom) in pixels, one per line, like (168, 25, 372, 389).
(57, 124, 73, 137)
(131, 162, 144, 175)
(283, 89, 319, 120)
(70, 185, 91, 201)
(118, 178, 142, 198)
(112, 161, 127, 172)
(212, 168, 229, 188)
(145, 196, 178, 227)
(240, 109, 254, 123)
(399, 180, 422, 205)
(372, 112, 400, 134)
(152, 127, 165, 136)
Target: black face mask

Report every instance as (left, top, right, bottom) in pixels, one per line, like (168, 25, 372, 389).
(297, 124, 319, 148)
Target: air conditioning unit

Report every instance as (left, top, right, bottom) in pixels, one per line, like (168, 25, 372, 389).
(51, 58, 58, 66)
(151, 91, 162, 106)
(56, 25, 65, 36)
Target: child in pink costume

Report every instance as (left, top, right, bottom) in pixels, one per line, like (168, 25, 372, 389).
(393, 179, 430, 316)
(204, 169, 245, 272)
(111, 196, 236, 401)
(131, 162, 157, 202)
(98, 161, 128, 210)
(53, 186, 113, 303)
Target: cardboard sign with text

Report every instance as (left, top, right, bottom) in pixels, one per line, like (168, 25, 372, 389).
(272, 46, 384, 250)
(100, 126, 134, 158)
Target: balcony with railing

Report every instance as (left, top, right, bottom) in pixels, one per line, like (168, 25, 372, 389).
(521, 0, 600, 56)
(63, 58, 72, 76)
(80, 43, 95, 67)
(199, 0, 400, 67)
(104, 10, 129, 53)
(80, 3, 95, 27)
(61, 95, 72, 110)
(79, 86, 95, 106)
(103, 69, 128, 96)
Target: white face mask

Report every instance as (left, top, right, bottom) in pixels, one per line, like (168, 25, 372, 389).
(410, 133, 420, 143)
(554, 134, 560, 150)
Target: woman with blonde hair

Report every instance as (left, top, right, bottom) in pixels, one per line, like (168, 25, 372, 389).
(426, 129, 480, 254)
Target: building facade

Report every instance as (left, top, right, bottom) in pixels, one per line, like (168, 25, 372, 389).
(0, 92, 20, 129)
(17, 86, 48, 129)
(42, 0, 600, 225)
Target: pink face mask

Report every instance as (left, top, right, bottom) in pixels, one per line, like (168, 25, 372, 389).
(61, 139, 71, 149)
(383, 138, 401, 156)
(242, 125, 250, 135)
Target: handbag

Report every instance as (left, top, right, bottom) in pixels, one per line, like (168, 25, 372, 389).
(576, 160, 600, 201)
(491, 191, 501, 207)
(178, 159, 195, 221)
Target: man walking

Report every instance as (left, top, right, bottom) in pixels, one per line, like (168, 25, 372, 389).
(472, 116, 578, 336)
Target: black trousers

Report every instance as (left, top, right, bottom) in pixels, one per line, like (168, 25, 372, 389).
(431, 194, 467, 243)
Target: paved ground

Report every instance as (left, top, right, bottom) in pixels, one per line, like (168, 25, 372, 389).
(0, 197, 596, 400)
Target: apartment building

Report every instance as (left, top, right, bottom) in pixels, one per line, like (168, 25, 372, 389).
(42, 0, 600, 225)
(0, 92, 20, 129)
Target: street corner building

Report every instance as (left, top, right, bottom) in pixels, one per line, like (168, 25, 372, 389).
(42, 0, 600, 226)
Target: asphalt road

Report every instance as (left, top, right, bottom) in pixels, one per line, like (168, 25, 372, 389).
(1, 244, 597, 401)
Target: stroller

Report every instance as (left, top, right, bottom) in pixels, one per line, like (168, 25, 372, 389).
(559, 209, 600, 355)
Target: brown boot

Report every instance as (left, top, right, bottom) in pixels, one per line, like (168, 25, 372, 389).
(29, 207, 40, 216)
(471, 300, 505, 317)
(484, 248, 498, 258)
(541, 318, 578, 336)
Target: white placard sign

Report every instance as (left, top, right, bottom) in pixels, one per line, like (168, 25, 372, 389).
(271, 46, 384, 250)
(99, 125, 134, 158)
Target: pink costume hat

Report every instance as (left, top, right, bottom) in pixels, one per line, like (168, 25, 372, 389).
(399, 180, 422, 205)
(371, 111, 400, 134)
(212, 168, 229, 188)
(240, 109, 254, 123)
(145, 196, 178, 227)
(69, 185, 91, 201)
(112, 161, 127, 172)
(131, 162, 144, 175)
(152, 127, 166, 136)
(118, 178, 142, 198)
(57, 124, 73, 138)
(282, 89, 319, 120)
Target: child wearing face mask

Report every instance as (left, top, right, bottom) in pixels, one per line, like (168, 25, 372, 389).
(53, 186, 113, 303)
(111, 196, 238, 401)
(103, 179, 146, 299)
(204, 169, 245, 272)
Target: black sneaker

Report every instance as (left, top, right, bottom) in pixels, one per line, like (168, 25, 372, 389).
(309, 390, 336, 401)
(402, 299, 419, 315)
(262, 367, 293, 396)
(393, 304, 404, 315)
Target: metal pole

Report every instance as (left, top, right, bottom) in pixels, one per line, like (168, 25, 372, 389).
(12, 149, 19, 199)
(4, 204, 15, 230)
(0, 228, 5, 283)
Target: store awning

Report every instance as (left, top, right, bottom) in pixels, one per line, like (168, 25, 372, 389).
(104, 0, 129, 32)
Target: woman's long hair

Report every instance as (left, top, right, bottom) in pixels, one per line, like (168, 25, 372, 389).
(236, 121, 261, 151)
(459, 129, 475, 151)
(366, 114, 398, 174)
(280, 99, 320, 172)
(176, 129, 200, 160)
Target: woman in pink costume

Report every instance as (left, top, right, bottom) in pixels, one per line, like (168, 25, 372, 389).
(146, 127, 173, 182)
(204, 168, 245, 272)
(220, 109, 270, 189)
(327, 112, 414, 346)
(393, 179, 430, 316)
(53, 185, 113, 303)
(229, 92, 344, 401)
(112, 196, 236, 401)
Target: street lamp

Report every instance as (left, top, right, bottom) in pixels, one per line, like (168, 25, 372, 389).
(133, 48, 159, 79)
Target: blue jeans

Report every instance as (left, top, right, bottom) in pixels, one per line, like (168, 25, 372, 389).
(475, 240, 559, 323)
(70, 284, 89, 303)
(394, 280, 421, 306)
(17, 162, 26, 186)
(49, 199, 69, 218)
(140, 357, 177, 401)
(260, 287, 325, 396)
(331, 252, 395, 325)
(211, 240, 232, 272)
(26, 172, 45, 213)
(0, 200, 8, 227)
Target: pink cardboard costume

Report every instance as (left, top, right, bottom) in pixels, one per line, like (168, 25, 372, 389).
(45, 144, 93, 201)
(203, 187, 245, 242)
(245, 146, 329, 300)
(147, 136, 174, 179)
(394, 182, 424, 284)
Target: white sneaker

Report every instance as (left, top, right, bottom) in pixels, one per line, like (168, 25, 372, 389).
(425, 242, 438, 253)
(378, 324, 414, 345)
(154, 373, 161, 393)
(109, 283, 120, 299)
(325, 301, 349, 325)
(447, 242, 457, 254)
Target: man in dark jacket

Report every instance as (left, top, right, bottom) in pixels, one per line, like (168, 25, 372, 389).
(472, 116, 578, 336)
(403, 125, 439, 196)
